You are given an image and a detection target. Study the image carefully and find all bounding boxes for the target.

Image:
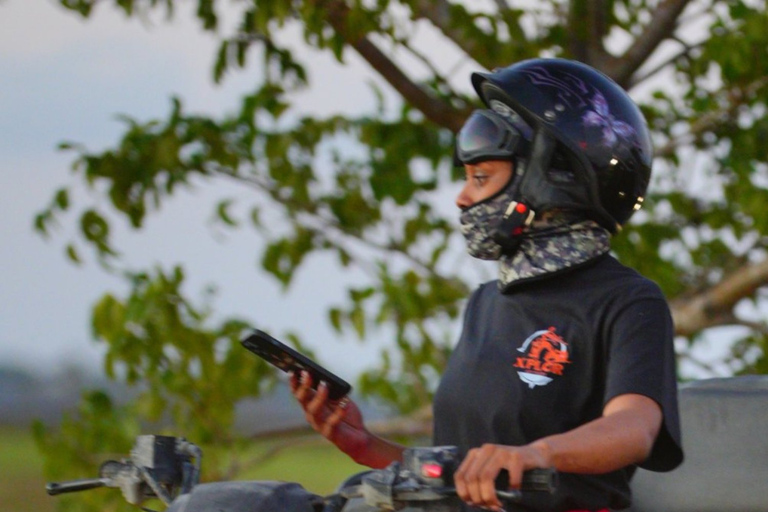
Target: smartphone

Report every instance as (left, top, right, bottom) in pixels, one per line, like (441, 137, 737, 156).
(240, 329, 352, 401)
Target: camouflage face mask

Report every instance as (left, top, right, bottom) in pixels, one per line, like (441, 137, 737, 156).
(459, 183, 517, 260)
(498, 218, 611, 290)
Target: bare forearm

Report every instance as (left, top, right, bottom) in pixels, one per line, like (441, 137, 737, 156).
(530, 394, 662, 474)
(352, 433, 406, 469)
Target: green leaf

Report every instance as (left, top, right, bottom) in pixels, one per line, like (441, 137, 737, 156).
(65, 243, 81, 264)
(216, 199, 238, 227)
(54, 188, 69, 210)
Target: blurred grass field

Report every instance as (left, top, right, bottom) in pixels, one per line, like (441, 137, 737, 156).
(234, 434, 370, 492)
(0, 426, 53, 512)
(0, 426, 368, 512)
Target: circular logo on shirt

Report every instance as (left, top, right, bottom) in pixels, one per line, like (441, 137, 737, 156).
(513, 327, 571, 388)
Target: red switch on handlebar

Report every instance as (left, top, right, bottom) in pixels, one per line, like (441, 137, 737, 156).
(421, 463, 443, 479)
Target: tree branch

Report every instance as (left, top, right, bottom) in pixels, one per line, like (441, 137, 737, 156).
(607, 0, 694, 87)
(409, 0, 490, 70)
(671, 258, 768, 337)
(227, 434, 326, 480)
(733, 318, 768, 337)
(588, 0, 609, 58)
(408, 0, 529, 74)
(656, 76, 768, 158)
(248, 406, 435, 445)
(318, 0, 467, 131)
(567, 0, 611, 65)
(216, 169, 444, 278)
(395, 35, 458, 96)
(492, 0, 511, 12)
(627, 37, 706, 87)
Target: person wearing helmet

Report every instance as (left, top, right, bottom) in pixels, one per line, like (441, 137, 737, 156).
(290, 58, 683, 512)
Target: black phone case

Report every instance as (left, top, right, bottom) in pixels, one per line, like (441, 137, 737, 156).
(241, 330, 352, 401)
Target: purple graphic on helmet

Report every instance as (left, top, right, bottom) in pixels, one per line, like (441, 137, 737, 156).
(582, 91, 638, 148)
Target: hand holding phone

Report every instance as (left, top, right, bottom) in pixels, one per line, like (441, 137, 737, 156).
(241, 330, 352, 401)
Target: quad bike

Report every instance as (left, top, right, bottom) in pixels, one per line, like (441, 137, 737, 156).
(46, 438, 556, 512)
(46, 375, 768, 512)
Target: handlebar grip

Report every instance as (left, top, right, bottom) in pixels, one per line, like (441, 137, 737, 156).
(496, 468, 559, 499)
(521, 468, 558, 493)
(493, 468, 557, 500)
(46, 478, 108, 496)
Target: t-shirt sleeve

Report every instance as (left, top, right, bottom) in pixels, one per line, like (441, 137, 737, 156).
(604, 294, 684, 472)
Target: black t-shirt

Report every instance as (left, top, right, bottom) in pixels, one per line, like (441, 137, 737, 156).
(433, 254, 683, 511)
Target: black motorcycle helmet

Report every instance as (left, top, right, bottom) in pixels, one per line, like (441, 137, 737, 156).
(468, 58, 653, 233)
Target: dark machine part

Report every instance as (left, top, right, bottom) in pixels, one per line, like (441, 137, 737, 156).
(349, 446, 557, 511)
(132, 435, 183, 488)
(46, 435, 201, 508)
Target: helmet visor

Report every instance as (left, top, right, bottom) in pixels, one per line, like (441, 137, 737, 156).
(454, 109, 528, 166)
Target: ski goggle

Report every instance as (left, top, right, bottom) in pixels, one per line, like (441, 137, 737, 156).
(454, 109, 531, 166)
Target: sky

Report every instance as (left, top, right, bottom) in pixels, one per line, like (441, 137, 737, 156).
(0, 0, 484, 377)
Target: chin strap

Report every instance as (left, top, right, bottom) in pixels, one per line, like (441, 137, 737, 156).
(493, 200, 536, 255)
(489, 128, 555, 256)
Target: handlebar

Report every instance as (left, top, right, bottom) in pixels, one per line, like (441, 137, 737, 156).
(45, 435, 201, 507)
(518, 466, 559, 493)
(338, 446, 558, 510)
(46, 439, 556, 511)
(46, 478, 110, 496)
(341, 467, 556, 499)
